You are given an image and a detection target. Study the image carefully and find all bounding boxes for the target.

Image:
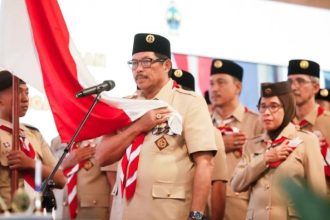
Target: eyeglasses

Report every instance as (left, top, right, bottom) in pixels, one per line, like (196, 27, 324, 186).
(257, 103, 283, 113)
(127, 58, 165, 70)
(288, 78, 313, 86)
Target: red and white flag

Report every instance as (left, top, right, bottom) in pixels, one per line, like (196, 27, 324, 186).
(0, 0, 182, 142)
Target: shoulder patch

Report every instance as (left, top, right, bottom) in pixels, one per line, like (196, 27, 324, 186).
(23, 123, 40, 132)
(174, 88, 197, 97)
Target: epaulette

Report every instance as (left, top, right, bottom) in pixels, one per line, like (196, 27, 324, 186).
(174, 87, 197, 97)
(23, 123, 40, 132)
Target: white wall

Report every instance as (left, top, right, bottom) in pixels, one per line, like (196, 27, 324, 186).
(2, 0, 330, 143)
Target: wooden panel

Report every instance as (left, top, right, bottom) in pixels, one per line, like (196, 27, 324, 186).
(274, 0, 330, 10)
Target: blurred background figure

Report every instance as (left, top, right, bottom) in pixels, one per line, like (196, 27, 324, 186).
(315, 88, 330, 111)
(51, 136, 112, 220)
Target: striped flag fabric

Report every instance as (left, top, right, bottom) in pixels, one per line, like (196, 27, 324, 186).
(0, 0, 181, 143)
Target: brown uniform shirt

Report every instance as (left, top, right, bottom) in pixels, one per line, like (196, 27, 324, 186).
(0, 119, 56, 208)
(293, 104, 330, 194)
(58, 139, 111, 220)
(120, 79, 217, 220)
(212, 104, 263, 220)
(231, 123, 327, 220)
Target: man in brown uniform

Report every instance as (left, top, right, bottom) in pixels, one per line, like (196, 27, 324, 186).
(171, 68, 228, 220)
(95, 33, 217, 220)
(51, 136, 111, 220)
(287, 59, 330, 194)
(0, 70, 65, 211)
(209, 59, 263, 220)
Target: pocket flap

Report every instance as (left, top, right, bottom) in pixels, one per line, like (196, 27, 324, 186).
(152, 183, 186, 199)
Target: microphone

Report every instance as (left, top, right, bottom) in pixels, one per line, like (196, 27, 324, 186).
(75, 80, 115, 98)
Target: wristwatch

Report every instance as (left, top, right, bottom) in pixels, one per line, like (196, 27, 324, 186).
(189, 211, 204, 220)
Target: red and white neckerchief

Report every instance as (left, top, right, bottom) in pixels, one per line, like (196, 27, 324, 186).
(267, 136, 301, 168)
(297, 106, 330, 177)
(320, 138, 330, 177)
(0, 124, 36, 188)
(298, 106, 325, 129)
(63, 143, 87, 219)
(120, 133, 145, 200)
(120, 81, 179, 200)
(215, 107, 248, 157)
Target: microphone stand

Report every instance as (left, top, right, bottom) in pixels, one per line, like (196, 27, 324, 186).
(41, 93, 102, 212)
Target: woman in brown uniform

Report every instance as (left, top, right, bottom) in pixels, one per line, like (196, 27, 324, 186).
(231, 81, 326, 220)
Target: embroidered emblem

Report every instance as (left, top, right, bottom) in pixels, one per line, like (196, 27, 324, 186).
(214, 60, 223, 68)
(146, 34, 155, 43)
(174, 69, 183, 78)
(299, 60, 309, 69)
(155, 135, 169, 150)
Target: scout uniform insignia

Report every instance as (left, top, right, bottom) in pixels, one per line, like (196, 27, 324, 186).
(155, 135, 169, 151)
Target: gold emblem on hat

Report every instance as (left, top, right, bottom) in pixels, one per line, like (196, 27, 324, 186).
(214, 60, 223, 69)
(320, 89, 329, 97)
(299, 60, 309, 69)
(146, 34, 155, 44)
(264, 88, 272, 95)
(174, 69, 183, 78)
(155, 135, 169, 151)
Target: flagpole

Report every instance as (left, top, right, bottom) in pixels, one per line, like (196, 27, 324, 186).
(11, 75, 20, 198)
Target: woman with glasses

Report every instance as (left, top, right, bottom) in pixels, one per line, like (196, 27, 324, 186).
(231, 81, 326, 220)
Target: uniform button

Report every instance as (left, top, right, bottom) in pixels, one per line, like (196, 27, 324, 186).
(93, 200, 97, 205)
(266, 206, 270, 210)
(235, 192, 239, 196)
(265, 184, 270, 189)
(167, 194, 171, 197)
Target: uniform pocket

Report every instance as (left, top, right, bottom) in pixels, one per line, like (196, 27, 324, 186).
(152, 183, 186, 200)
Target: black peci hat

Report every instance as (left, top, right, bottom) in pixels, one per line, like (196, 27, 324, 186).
(0, 70, 26, 91)
(170, 69, 195, 91)
(288, 59, 320, 78)
(315, 88, 330, 102)
(0, 70, 13, 91)
(261, 81, 292, 97)
(210, 59, 243, 81)
(132, 33, 171, 58)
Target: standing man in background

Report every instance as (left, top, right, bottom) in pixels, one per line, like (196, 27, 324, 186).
(51, 136, 112, 220)
(0, 70, 65, 211)
(315, 88, 330, 111)
(170, 68, 228, 220)
(95, 33, 217, 220)
(209, 59, 263, 220)
(287, 59, 330, 195)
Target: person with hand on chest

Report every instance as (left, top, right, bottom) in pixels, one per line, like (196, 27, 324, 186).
(231, 81, 326, 220)
(209, 59, 263, 220)
(287, 59, 330, 195)
(95, 33, 217, 220)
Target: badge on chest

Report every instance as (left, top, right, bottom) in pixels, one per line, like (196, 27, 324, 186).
(154, 135, 169, 151)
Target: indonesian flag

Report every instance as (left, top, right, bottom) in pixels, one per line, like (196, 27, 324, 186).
(0, 0, 182, 142)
